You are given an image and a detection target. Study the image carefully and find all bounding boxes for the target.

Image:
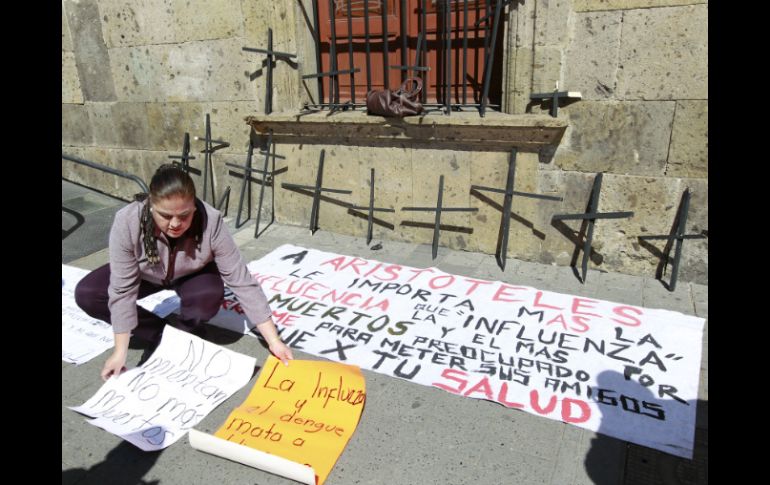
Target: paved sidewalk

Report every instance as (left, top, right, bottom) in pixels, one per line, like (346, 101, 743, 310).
(62, 180, 707, 485)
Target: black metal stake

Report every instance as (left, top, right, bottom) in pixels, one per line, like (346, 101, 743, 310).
(472, 1, 481, 103)
(471, 148, 563, 270)
(479, 0, 503, 117)
(383, 0, 390, 89)
(254, 131, 274, 238)
(421, 0, 427, 103)
(414, 33, 425, 79)
(309, 150, 327, 233)
(346, 0, 356, 104)
(312, 0, 324, 103)
(281, 149, 353, 234)
(364, 0, 372, 93)
(389, 32, 429, 77)
(454, 0, 460, 108)
(266, 29, 274, 113)
(269, 136, 276, 234)
(202, 114, 215, 204)
(638, 188, 707, 291)
(444, 0, 451, 114)
(433, 176, 444, 256)
(552, 173, 634, 284)
(225, 133, 282, 236)
(168, 132, 198, 175)
(401, 0, 408, 84)
(402, 175, 478, 260)
(233, 140, 255, 228)
(328, 0, 340, 108)
(197, 126, 230, 204)
(350, 168, 396, 245)
(462, 0, 469, 105)
(216, 186, 231, 215)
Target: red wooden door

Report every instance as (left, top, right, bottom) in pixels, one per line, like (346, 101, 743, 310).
(318, 1, 497, 104)
(415, 1, 492, 104)
(318, 0, 400, 103)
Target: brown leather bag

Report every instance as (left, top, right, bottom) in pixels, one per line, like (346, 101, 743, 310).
(366, 77, 424, 117)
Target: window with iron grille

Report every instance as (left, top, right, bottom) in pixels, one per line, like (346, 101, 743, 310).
(314, 0, 506, 111)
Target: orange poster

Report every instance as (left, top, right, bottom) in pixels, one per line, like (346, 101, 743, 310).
(190, 356, 366, 484)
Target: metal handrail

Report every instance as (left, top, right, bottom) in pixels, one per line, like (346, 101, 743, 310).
(62, 153, 149, 193)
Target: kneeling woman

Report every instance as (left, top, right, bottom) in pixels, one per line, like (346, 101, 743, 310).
(75, 163, 292, 380)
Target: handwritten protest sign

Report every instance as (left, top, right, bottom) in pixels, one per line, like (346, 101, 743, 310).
(190, 355, 366, 485)
(70, 326, 255, 451)
(62, 265, 114, 364)
(62, 264, 180, 364)
(208, 244, 705, 458)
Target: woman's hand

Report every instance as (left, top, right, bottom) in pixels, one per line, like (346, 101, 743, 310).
(101, 349, 128, 381)
(269, 339, 294, 366)
(256, 318, 294, 365)
(101, 332, 130, 381)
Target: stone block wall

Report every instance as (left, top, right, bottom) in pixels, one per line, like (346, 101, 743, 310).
(503, 0, 707, 283)
(62, 0, 304, 202)
(63, 0, 707, 284)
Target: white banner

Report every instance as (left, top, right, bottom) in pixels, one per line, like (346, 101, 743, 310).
(70, 326, 255, 451)
(62, 265, 115, 364)
(231, 244, 705, 458)
(62, 264, 180, 364)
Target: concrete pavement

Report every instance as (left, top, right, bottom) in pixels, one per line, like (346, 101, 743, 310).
(62, 179, 707, 485)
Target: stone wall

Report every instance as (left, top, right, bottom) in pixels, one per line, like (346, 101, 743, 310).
(62, 0, 304, 202)
(502, 0, 707, 283)
(63, 0, 707, 284)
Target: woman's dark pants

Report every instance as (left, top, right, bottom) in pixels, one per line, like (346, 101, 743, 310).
(74, 262, 224, 344)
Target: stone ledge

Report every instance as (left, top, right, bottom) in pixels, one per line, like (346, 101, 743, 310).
(245, 111, 567, 152)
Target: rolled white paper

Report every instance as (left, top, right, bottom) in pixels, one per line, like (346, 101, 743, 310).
(188, 429, 316, 485)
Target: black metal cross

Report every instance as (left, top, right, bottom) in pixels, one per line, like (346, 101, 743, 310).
(471, 148, 563, 270)
(167, 132, 198, 175)
(281, 149, 353, 234)
(243, 28, 297, 115)
(390, 33, 430, 79)
(225, 132, 278, 238)
(402, 175, 479, 260)
(350, 168, 396, 245)
(552, 173, 634, 283)
(638, 188, 707, 291)
(530, 89, 582, 117)
(226, 139, 256, 229)
(226, 135, 286, 233)
(195, 113, 230, 205)
(216, 186, 231, 215)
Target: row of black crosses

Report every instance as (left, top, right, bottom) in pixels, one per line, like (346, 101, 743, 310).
(279, 148, 706, 290)
(167, 113, 232, 210)
(167, 120, 705, 291)
(166, 113, 288, 243)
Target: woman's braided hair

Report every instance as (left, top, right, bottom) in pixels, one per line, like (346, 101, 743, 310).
(136, 163, 196, 265)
